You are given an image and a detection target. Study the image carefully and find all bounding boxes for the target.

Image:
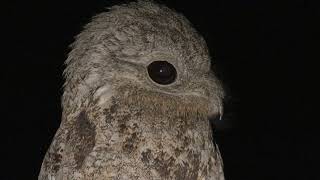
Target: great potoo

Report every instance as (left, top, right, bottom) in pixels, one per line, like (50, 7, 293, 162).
(39, 0, 225, 179)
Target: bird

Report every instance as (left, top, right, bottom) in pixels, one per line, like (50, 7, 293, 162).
(39, 0, 225, 179)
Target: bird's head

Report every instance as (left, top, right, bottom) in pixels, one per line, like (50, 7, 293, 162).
(62, 1, 224, 123)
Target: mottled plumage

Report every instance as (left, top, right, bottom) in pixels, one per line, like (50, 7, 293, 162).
(39, 1, 225, 179)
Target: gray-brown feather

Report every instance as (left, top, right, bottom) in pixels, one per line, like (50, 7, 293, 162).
(39, 0, 225, 179)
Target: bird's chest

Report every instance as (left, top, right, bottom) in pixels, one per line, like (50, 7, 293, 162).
(68, 111, 221, 179)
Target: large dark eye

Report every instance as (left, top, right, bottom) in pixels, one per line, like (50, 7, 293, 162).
(147, 61, 177, 85)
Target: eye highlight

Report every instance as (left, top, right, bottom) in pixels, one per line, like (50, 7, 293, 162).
(147, 61, 177, 85)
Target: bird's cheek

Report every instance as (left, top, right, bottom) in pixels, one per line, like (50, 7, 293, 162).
(93, 84, 114, 107)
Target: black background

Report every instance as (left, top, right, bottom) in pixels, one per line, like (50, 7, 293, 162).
(2, 0, 319, 179)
